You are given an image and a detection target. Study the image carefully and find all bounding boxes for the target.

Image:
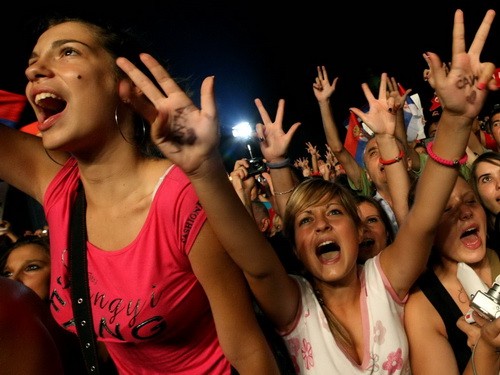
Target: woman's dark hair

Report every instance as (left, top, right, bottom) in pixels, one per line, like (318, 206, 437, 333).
(470, 151, 500, 217)
(28, 11, 166, 158)
(486, 104, 500, 134)
(0, 235, 50, 272)
(354, 194, 395, 245)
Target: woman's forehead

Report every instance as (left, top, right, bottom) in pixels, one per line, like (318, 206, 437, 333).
(37, 21, 98, 47)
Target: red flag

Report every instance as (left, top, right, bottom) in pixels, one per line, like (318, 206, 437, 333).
(0, 90, 27, 127)
(344, 112, 363, 160)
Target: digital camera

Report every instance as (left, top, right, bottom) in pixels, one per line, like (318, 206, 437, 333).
(470, 275, 500, 321)
(247, 157, 267, 176)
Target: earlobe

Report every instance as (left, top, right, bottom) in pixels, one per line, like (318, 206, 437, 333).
(117, 79, 136, 104)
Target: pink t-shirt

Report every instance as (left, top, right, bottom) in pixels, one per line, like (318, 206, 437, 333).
(44, 157, 231, 374)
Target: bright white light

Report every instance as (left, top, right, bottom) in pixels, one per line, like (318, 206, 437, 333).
(232, 121, 253, 139)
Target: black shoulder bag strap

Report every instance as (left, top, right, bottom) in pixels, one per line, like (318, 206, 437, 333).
(70, 182, 101, 374)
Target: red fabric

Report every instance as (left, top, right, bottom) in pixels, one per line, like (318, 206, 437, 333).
(20, 121, 40, 136)
(0, 90, 27, 126)
(344, 111, 363, 159)
(429, 94, 441, 111)
(482, 131, 498, 151)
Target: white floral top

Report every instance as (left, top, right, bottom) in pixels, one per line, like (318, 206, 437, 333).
(282, 255, 411, 374)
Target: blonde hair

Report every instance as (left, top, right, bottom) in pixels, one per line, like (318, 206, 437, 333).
(283, 178, 361, 246)
(282, 178, 362, 351)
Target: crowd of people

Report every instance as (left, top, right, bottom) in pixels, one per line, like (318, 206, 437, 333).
(0, 7, 499, 375)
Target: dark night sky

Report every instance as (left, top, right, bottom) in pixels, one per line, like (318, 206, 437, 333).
(2, 0, 499, 166)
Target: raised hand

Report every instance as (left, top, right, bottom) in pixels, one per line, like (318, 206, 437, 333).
(312, 65, 339, 103)
(387, 76, 411, 112)
(350, 73, 397, 137)
(425, 9, 496, 120)
(116, 53, 219, 175)
(423, 61, 450, 89)
(324, 145, 334, 164)
(305, 142, 319, 157)
(254, 98, 301, 162)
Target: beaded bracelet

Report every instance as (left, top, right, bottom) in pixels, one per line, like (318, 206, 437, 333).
(379, 149, 405, 165)
(426, 141, 468, 167)
(274, 187, 294, 196)
(266, 158, 291, 169)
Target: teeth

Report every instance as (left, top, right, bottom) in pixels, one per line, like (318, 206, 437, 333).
(35, 92, 62, 105)
(318, 241, 333, 247)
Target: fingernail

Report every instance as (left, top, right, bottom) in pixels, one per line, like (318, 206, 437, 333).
(477, 82, 486, 90)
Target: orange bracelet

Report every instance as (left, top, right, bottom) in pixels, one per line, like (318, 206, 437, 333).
(379, 149, 405, 165)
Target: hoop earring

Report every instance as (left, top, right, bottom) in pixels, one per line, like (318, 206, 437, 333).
(136, 117, 146, 144)
(114, 105, 133, 146)
(114, 106, 119, 127)
(115, 105, 147, 146)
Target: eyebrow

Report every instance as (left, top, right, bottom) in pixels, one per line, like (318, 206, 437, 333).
(30, 39, 92, 59)
(477, 173, 491, 181)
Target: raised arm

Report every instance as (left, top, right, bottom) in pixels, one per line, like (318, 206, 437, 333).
(255, 98, 302, 219)
(357, 9, 496, 298)
(313, 65, 365, 189)
(117, 54, 301, 334)
(117, 54, 284, 373)
(386, 76, 422, 171)
(0, 125, 67, 204)
(353, 73, 411, 228)
(305, 141, 320, 174)
(228, 158, 256, 216)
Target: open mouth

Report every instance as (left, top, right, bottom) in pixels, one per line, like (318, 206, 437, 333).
(35, 93, 67, 121)
(460, 227, 478, 238)
(460, 226, 481, 249)
(359, 238, 375, 250)
(316, 240, 340, 261)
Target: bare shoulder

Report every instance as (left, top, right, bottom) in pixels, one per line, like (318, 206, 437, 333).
(405, 287, 446, 336)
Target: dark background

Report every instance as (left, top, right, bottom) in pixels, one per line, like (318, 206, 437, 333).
(1, 0, 499, 232)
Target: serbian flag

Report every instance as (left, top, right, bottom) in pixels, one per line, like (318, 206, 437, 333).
(0, 90, 27, 128)
(398, 83, 425, 141)
(344, 111, 369, 165)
